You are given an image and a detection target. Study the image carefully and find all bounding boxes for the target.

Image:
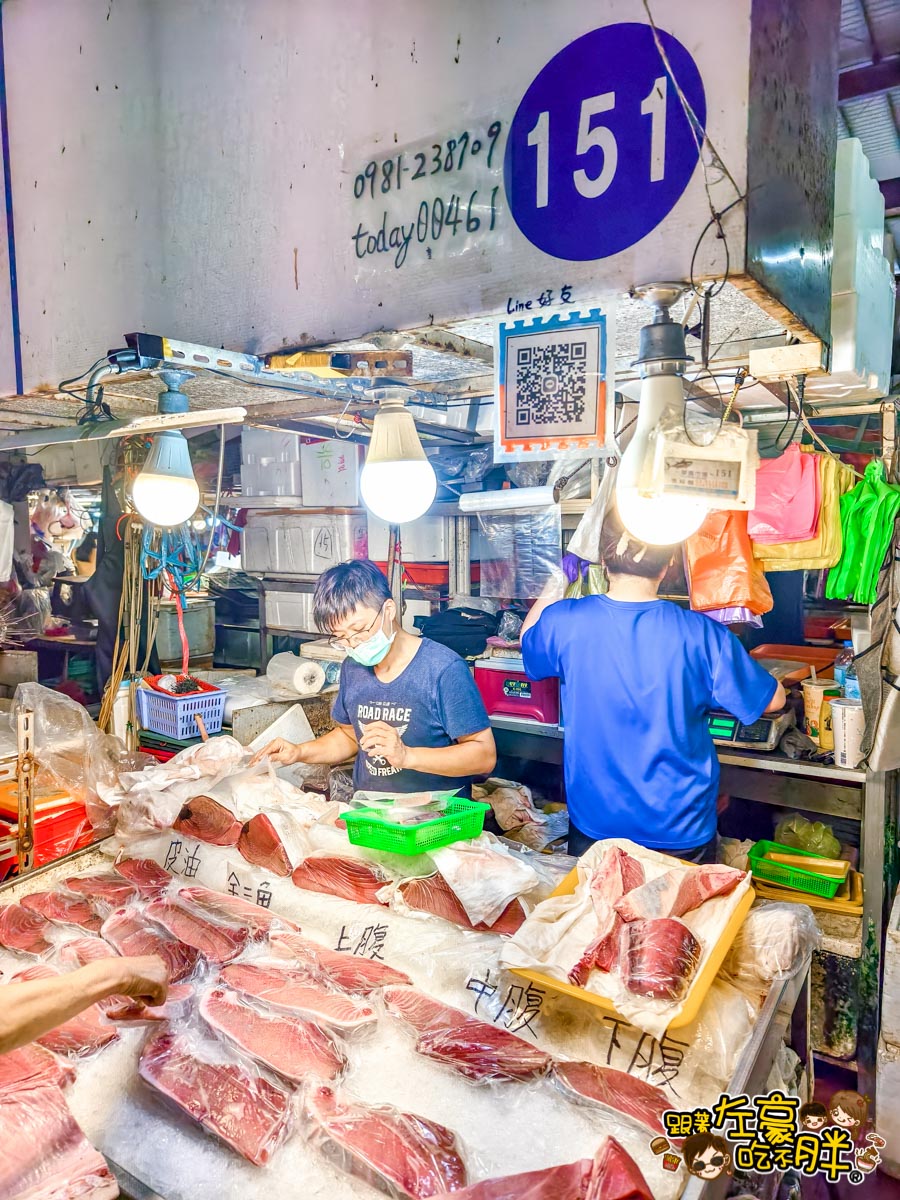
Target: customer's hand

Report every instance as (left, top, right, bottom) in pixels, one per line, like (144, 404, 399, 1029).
(249, 738, 306, 767)
(115, 956, 170, 1006)
(359, 721, 409, 769)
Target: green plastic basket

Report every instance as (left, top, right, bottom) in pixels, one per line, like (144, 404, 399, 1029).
(748, 839, 845, 898)
(343, 797, 490, 855)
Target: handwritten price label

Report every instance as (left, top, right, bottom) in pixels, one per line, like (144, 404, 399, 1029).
(348, 120, 505, 271)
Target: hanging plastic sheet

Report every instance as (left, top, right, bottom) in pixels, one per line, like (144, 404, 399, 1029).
(686, 511, 773, 615)
(460, 489, 561, 600)
(748, 444, 820, 544)
(826, 459, 900, 604)
(754, 450, 854, 571)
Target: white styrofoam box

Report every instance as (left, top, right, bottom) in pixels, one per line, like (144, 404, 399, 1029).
(242, 511, 368, 575)
(880, 886, 900, 1045)
(300, 439, 362, 507)
(265, 587, 317, 632)
(834, 137, 886, 227)
(367, 513, 451, 562)
(829, 282, 894, 398)
(832, 213, 890, 295)
(241, 426, 302, 464)
(240, 460, 303, 498)
(877, 1037, 900, 1176)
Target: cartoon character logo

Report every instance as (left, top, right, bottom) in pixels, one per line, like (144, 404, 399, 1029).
(829, 1090, 870, 1134)
(799, 1101, 829, 1131)
(682, 1133, 734, 1181)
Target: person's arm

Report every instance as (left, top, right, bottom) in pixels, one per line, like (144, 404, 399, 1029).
(0, 955, 168, 1055)
(358, 724, 496, 777)
(520, 570, 567, 639)
(764, 680, 787, 713)
(250, 724, 359, 768)
(710, 627, 785, 725)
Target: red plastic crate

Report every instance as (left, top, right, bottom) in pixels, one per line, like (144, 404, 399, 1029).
(0, 801, 94, 877)
(474, 659, 560, 724)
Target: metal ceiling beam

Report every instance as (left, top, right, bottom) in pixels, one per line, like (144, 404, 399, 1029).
(838, 54, 900, 100)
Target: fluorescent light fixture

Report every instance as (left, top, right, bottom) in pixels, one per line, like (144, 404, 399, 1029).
(360, 388, 437, 524)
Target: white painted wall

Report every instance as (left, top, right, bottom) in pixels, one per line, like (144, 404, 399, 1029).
(1, 0, 752, 393)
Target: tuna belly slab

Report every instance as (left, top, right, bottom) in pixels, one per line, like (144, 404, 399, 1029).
(0, 1043, 75, 1092)
(101, 912, 199, 982)
(614, 865, 744, 922)
(220, 962, 377, 1032)
(268, 929, 412, 995)
(113, 858, 173, 900)
(175, 885, 297, 939)
(292, 855, 389, 905)
(66, 872, 138, 908)
(383, 986, 551, 1082)
(20, 890, 103, 934)
(173, 794, 243, 846)
(553, 1061, 674, 1137)
(144, 899, 249, 964)
(0, 903, 54, 954)
(200, 986, 346, 1082)
(621, 918, 702, 1002)
(399, 874, 525, 934)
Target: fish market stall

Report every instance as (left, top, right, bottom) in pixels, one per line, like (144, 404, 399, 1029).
(0, 737, 815, 1200)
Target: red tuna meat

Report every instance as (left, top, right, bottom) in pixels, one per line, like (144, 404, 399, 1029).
(220, 962, 376, 1031)
(0, 903, 54, 954)
(399, 874, 525, 935)
(176, 884, 298, 939)
(66, 871, 138, 908)
(553, 1061, 674, 1137)
(305, 1083, 468, 1197)
(103, 982, 195, 1024)
(446, 1160, 593, 1200)
(269, 929, 412, 995)
(237, 813, 294, 876)
(585, 1136, 653, 1200)
(615, 864, 745, 923)
(21, 890, 103, 934)
(12, 964, 118, 1056)
(173, 794, 242, 846)
(200, 985, 345, 1082)
(139, 1028, 291, 1166)
(292, 855, 389, 905)
(0, 1043, 75, 1092)
(569, 847, 645, 985)
(0, 1082, 119, 1200)
(100, 911, 199, 982)
(144, 899, 248, 964)
(114, 857, 172, 900)
(621, 918, 701, 1002)
(383, 986, 551, 1082)
(58, 937, 120, 968)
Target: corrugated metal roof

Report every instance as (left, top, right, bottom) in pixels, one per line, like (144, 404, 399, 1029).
(840, 88, 900, 179)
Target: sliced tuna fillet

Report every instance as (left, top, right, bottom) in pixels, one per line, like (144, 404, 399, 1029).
(621, 918, 701, 1002)
(305, 1083, 468, 1197)
(58, 937, 120, 968)
(66, 871, 138, 908)
(445, 1159, 593, 1200)
(0, 1043, 75, 1092)
(383, 986, 551, 1083)
(21, 889, 103, 933)
(399, 874, 525, 935)
(144, 899, 248, 964)
(114, 857, 172, 899)
(269, 929, 412, 995)
(237, 813, 294, 876)
(585, 1136, 653, 1200)
(220, 962, 376, 1031)
(569, 847, 645, 985)
(101, 911, 199, 982)
(292, 855, 389, 905)
(0, 1082, 119, 1200)
(174, 794, 242, 846)
(176, 885, 298, 939)
(103, 983, 194, 1024)
(0, 903, 54, 955)
(553, 1061, 674, 1137)
(139, 1028, 291, 1166)
(13, 964, 119, 1056)
(200, 985, 345, 1082)
(615, 864, 745, 923)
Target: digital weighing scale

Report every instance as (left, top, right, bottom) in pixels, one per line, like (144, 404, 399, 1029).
(707, 708, 795, 751)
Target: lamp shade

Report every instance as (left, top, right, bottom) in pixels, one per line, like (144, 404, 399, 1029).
(360, 391, 437, 524)
(132, 430, 200, 527)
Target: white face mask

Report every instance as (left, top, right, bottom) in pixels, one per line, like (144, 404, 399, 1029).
(345, 607, 395, 667)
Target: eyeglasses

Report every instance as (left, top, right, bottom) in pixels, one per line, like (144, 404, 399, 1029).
(328, 604, 386, 651)
(699, 1155, 726, 1169)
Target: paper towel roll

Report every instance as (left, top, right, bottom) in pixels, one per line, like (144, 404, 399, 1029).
(292, 660, 326, 696)
(267, 652, 326, 697)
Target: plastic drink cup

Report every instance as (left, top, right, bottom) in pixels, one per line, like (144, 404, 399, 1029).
(801, 678, 841, 744)
(819, 699, 835, 752)
(831, 698, 865, 769)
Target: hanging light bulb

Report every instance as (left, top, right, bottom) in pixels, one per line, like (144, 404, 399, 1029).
(131, 370, 201, 528)
(360, 388, 437, 524)
(616, 286, 708, 546)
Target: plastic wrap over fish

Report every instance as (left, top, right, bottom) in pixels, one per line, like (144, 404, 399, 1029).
(722, 901, 820, 985)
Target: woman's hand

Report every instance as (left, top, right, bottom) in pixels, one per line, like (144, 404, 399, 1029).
(359, 721, 409, 769)
(114, 955, 170, 1007)
(249, 738, 307, 767)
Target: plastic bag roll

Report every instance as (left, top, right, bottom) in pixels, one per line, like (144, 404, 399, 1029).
(459, 486, 555, 514)
(266, 653, 326, 696)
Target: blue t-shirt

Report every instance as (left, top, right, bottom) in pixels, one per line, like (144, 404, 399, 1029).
(522, 596, 777, 851)
(332, 637, 490, 795)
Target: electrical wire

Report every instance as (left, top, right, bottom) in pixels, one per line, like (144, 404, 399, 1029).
(194, 424, 226, 582)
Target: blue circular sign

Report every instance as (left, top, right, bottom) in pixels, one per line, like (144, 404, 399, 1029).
(504, 23, 706, 261)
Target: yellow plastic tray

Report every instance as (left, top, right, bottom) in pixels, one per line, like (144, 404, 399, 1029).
(753, 869, 863, 916)
(508, 865, 755, 1029)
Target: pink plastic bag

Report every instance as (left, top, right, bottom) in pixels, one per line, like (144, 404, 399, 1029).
(748, 445, 820, 544)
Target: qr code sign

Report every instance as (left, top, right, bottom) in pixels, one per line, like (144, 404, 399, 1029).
(503, 322, 601, 442)
(514, 341, 588, 426)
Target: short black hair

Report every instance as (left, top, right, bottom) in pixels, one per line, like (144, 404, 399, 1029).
(800, 1102, 828, 1121)
(683, 1132, 732, 1170)
(75, 531, 97, 562)
(599, 504, 679, 579)
(313, 559, 391, 631)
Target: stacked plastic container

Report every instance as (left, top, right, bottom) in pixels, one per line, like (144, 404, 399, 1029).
(240, 428, 303, 499)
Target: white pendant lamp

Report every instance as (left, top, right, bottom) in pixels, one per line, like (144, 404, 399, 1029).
(360, 388, 437, 524)
(131, 370, 201, 528)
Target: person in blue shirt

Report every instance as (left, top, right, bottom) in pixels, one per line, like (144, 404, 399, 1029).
(521, 510, 785, 862)
(253, 560, 496, 795)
